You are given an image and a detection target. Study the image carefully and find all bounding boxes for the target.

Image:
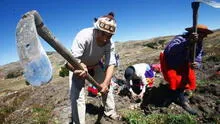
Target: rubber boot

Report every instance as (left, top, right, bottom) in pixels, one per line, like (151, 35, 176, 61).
(178, 91, 197, 115)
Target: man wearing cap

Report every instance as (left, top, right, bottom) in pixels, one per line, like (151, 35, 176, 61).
(160, 24, 213, 115)
(66, 12, 120, 124)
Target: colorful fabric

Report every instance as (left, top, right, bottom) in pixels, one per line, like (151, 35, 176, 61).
(144, 68, 154, 78)
(146, 78, 154, 87)
(144, 65, 155, 87)
(87, 85, 98, 96)
(151, 64, 161, 72)
(160, 52, 196, 90)
(164, 35, 203, 69)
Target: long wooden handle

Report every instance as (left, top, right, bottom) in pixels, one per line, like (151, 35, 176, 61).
(25, 10, 102, 91)
(191, 2, 200, 63)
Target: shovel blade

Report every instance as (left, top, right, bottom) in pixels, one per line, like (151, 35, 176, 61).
(195, 0, 220, 8)
(16, 14, 52, 86)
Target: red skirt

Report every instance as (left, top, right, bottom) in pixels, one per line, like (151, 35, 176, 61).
(160, 53, 196, 90)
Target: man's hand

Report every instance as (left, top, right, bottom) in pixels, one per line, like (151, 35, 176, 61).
(131, 91, 138, 100)
(99, 83, 109, 94)
(138, 92, 144, 99)
(73, 63, 88, 78)
(189, 32, 199, 44)
(191, 62, 199, 69)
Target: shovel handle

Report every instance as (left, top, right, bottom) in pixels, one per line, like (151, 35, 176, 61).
(24, 10, 102, 91)
(39, 26, 102, 91)
(191, 2, 200, 63)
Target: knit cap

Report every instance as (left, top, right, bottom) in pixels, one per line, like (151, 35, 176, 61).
(94, 12, 117, 34)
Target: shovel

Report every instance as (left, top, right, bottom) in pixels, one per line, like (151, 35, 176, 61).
(191, 0, 220, 63)
(16, 10, 101, 91)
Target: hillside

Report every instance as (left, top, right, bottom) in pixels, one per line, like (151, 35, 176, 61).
(0, 30, 220, 123)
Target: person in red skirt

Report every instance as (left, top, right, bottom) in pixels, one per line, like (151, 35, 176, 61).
(160, 24, 213, 115)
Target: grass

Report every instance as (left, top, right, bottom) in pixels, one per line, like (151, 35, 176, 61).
(0, 78, 27, 91)
(59, 66, 69, 77)
(143, 42, 158, 49)
(204, 55, 220, 62)
(32, 104, 53, 124)
(197, 79, 220, 86)
(0, 105, 16, 122)
(142, 40, 166, 49)
(0, 90, 53, 123)
(122, 109, 197, 124)
(0, 90, 30, 123)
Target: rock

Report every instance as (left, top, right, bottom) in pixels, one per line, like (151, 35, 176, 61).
(51, 105, 71, 124)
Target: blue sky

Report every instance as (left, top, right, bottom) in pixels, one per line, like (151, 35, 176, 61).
(1, 0, 220, 66)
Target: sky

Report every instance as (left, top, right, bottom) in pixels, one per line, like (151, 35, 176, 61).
(0, 0, 220, 66)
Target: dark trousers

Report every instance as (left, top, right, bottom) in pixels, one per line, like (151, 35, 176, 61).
(169, 89, 186, 105)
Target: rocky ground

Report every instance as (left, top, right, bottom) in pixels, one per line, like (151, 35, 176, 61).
(0, 30, 220, 124)
(0, 73, 219, 124)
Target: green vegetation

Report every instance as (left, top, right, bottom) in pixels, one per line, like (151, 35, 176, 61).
(143, 40, 166, 49)
(122, 110, 196, 124)
(143, 42, 158, 49)
(197, 79, 220, 86)
(205, 55, 220, 62)
(59, 66, 69, 77)
(6, 72, 19, 79)
(197, 79, 212, 86)
(6, 70, 23, 79)
(0, 91, 30, 123)
(32, 104, 52, 124)
(158, 40, 166, 46)
(0, 106, 15, 122)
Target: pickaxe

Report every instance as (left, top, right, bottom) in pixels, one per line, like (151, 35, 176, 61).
(191, 0, 220, 63)
(16, 10, 102, 91)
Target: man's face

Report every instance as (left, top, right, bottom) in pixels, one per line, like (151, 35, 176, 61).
(95, 30, 113, 46)
(198, 32, 208, 41)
